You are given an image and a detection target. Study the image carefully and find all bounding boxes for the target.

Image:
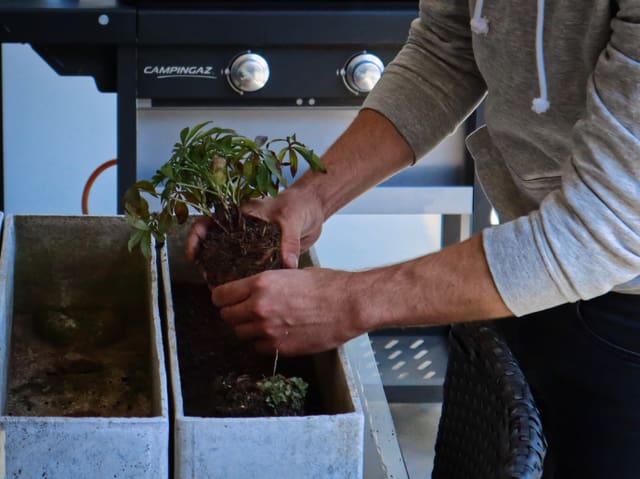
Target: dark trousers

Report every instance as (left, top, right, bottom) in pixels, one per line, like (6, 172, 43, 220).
(495, 292, 640, 479)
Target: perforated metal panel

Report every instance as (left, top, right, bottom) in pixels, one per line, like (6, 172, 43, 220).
(370, 328, 449, 403)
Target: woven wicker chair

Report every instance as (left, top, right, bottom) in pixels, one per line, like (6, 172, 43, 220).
(431, 322, 547, 479)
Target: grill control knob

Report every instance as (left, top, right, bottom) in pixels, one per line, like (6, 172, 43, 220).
(226, 52, 270, 94)
(340, 52, 384, 95)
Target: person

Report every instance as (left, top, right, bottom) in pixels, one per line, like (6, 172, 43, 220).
(187, 1, 640, 477)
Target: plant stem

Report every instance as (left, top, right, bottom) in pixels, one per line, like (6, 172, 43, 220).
(171, 197, 211, 216)
(272, 349, 279, 377)
(173, 181, 220, 198)
(210, 217, 230, 235)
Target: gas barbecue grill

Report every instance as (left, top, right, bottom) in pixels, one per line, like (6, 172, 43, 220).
(1, 0, 425, 208)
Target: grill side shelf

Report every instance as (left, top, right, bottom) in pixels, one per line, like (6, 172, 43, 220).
(369, 327, 449, 403)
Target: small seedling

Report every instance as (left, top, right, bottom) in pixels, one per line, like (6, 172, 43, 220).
(257, 374, 308, 414)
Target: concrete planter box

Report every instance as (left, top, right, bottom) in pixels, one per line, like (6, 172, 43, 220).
(161, 226, 365, 478)
(0, 215, 169, 478)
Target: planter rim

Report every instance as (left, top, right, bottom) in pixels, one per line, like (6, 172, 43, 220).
(0, 214, 171, 479)
(0, 416, 167, 424)
(0, 214, 170, 420)
(178, 410, 364, 423)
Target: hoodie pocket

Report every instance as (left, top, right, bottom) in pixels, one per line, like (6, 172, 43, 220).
(504, 160, 562, 190)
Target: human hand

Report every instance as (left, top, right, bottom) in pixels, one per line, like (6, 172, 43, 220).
(185, 216, 213, 264)
(210, 267, 369, 356)
(185, 188, 324, 269)
(240, 188, 324, 268)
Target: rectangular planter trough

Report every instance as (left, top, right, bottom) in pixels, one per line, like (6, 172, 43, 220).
(0, 215, 169, 478)
(161, 226, 365, 479)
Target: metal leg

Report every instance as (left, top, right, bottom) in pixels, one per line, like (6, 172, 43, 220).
(116, 46, 137, 214)
(441, 214, 462, 247)
(0, 45, 4, 212)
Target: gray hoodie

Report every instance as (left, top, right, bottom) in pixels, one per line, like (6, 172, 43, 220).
(363, 0, 640, 316)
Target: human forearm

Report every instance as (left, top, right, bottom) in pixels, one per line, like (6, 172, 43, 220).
(290, 108, 415, 220)
(211, 232, 512, 356)
(363, 0, 485, 159)
(351, 233, 512, 331)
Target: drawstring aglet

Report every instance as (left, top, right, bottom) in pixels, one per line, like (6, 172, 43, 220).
(470, 16, 489, 35)
(532, 97, 550, 113)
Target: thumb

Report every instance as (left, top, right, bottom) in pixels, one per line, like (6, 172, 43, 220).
(185, 217, 212, 263)
(280, 225, 302, 269)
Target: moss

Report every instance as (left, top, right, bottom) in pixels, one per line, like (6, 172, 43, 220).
(34, 308, 126, 348)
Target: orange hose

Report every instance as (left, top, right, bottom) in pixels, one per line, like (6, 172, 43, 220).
(81, 159, 118, 215)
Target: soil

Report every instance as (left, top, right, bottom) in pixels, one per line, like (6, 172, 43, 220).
(6, 307, 153, 417)
(172, 282, 321, 418)
(196, 214, 282, 288)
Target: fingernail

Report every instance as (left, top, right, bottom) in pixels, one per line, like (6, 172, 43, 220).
(286, 254, 299, 269)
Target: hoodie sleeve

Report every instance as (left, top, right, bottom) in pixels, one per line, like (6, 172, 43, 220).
(483, 1, 640, 316)
(362, 0, 486, 159)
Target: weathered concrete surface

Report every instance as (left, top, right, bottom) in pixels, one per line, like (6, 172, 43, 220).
(0, 215, 169, 479)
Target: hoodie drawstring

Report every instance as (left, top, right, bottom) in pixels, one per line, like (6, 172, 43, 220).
(470, 0, 550, 114)
(532, 0, 550, 113)
(470, 0, 489, 35)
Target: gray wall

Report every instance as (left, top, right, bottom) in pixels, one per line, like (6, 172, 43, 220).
(3, 44, 117, 215)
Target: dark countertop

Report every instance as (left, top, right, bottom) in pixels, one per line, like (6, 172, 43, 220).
(0, 1, 135, 44)
(0, 1, 417, 45)
(0, 0, 123, 8)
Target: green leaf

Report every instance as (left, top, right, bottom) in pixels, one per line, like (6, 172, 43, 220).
(288, 148, 299, 178)
(127, 229, 145, 252)
(140, 196, 151, 219)
(159, 163, 174, 180)
(179, 127, 189, 144)
(124, 188, 151, 222)
(127, 217, 149, 231)
(134, 180, 157, 195)
(242, 160, 253, 180)
(257, 374, 308, 413)
(183, 121, 213, 144)
(158, 209, 174, 236)
(193, 126, 237, 144)
(293, 146, 326, 173)
(256, 163, 271, 195)
(123, 186, 141, 210)
(174, 201, 189, 224)
(263, 150, 287, 187)
(139, 231, 152, 258)
(182, 191, 200, 206)
(161, 181, 177, 202)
